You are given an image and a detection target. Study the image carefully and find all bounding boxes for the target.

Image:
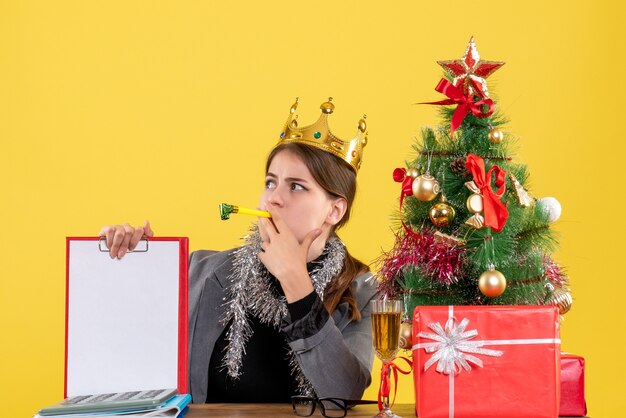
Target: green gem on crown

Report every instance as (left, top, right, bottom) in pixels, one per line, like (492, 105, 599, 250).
(314, 131, 321, 139)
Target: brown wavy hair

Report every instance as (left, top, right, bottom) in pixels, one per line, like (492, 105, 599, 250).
(266, 142, 369, 320)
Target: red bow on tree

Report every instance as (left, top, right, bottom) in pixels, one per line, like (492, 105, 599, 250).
(393, 168, 413, 207)
(393, 168, 422, 239)
(466, 154, 509, 232)
(421, 79, 495, 137)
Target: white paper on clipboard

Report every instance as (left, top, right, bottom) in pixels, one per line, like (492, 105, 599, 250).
(65, 237, 188, 397)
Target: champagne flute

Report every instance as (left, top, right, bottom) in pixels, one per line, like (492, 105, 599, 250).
(370, 299, 403, 418)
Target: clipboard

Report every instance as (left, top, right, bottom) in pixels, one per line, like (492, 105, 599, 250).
(65, 237, 189, 397)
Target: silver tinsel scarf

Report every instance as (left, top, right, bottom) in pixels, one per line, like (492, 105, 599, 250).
(220, 228, 346, 395)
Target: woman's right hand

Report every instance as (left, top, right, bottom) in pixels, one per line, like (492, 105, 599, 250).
(99, 220, 154, 259)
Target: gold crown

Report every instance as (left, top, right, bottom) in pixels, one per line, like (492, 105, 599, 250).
(277, 97, 368, 172)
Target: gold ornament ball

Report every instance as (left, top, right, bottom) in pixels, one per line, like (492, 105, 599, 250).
(429, 202, 456, 227)
(407, 168, 420, 178)
(398, 321, 413, 350)
(488, 128, 504, 144)
(551, 288, 573, 315)
(412, 173, 440, 201)
(478, 269, 507, 298)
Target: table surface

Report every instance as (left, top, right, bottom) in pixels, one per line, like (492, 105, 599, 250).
(186, 403, 414, 417)
(185, 404, 588, 417)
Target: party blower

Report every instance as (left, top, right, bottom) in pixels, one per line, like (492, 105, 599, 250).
(219, 203, 271, 220)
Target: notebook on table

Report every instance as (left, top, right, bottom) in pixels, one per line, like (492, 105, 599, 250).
(38, 388, 178, 416)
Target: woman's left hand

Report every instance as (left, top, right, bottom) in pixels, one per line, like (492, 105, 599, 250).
(257, 207, 322, 303)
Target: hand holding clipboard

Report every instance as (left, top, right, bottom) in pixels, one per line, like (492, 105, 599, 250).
(99, 220, 154, 259)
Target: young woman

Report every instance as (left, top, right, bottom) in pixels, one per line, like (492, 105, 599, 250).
(99, 99, 376, 403)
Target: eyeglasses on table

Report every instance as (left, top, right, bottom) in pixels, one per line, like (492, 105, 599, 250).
(292, 396, 378, 418)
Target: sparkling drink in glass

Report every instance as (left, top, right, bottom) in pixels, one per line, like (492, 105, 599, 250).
(370, 299, 403, 418)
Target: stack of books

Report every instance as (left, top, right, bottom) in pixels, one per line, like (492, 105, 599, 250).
(34, 389, 191, 418)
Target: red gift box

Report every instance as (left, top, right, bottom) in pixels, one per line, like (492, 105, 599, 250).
(412, 306, 561, 418)
(560, 353, 587, 416)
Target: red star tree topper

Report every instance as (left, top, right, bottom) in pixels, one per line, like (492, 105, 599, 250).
(437, 36, 505, 99)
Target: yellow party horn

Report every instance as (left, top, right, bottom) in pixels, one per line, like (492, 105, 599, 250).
(219, 203, 271, 220)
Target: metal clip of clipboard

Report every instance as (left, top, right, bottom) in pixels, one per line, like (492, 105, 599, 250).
(98, 237, 149, 253)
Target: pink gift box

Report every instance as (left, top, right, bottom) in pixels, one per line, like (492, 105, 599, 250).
(559, 353, 587, 416)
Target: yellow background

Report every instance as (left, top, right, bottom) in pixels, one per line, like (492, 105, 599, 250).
(1, 1, 623, 416)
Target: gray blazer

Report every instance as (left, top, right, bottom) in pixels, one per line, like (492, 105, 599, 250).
(187, 249, 378, 403)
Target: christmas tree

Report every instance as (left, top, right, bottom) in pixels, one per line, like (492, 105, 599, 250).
(378, 37, 571, 324)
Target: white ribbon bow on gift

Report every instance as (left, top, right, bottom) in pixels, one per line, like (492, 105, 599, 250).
(417, 317, 504, 374)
